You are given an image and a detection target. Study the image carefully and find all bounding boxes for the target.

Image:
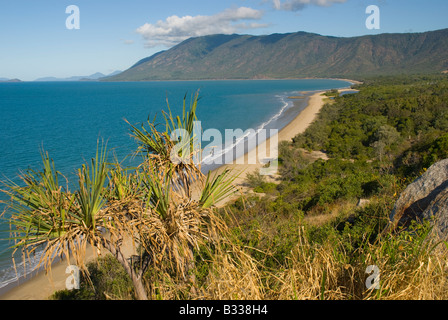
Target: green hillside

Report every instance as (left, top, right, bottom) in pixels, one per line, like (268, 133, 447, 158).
(107, 29, 448, 81)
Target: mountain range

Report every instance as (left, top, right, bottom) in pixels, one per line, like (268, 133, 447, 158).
(35, 71, 122, 82)
(106, 28, 448, 81)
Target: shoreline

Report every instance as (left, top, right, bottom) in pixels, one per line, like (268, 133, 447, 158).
(100, 77, 362, 84)
(208, 89, 335, 206)
(0, 84, 354, 300)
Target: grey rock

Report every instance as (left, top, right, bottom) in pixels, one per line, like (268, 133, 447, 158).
(389, 159, 448, 234)
(421, 188, 448, 238)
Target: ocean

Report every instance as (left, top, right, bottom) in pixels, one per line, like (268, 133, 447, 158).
(0, 79, 350, 291)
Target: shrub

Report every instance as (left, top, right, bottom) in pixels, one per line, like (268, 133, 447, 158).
(51, 255, 134, 300)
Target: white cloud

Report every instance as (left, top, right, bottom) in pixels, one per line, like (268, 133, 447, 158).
(136, 7, 267, 48)
(273, 0, 347, 11)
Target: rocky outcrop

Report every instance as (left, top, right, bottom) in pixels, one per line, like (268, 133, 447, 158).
(388, 159, 448, 238)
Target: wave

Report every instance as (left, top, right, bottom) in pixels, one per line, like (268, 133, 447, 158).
(0, 250, 44, 290)
(201, 94, 295, 166)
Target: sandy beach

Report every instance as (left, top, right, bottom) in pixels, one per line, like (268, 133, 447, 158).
(210, 89, 334, 202)
(0, 86, 352, 300)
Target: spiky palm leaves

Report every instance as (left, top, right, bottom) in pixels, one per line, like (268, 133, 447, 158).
(126, 91, 238, 290)
(0, 147, 120, 293)
(1, 152, 77, 270)
(1, 91, 237, 300)
(127, 92, 203, 198)
(1, 146, 126, 271)
(137, 164, 231, 280)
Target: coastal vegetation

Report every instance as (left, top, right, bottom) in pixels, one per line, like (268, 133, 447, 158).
(3, 74, 448, 300)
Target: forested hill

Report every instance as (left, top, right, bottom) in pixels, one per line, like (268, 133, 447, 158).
(106, 29, 448, 81)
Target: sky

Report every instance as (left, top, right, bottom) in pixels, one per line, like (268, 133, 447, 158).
(0, 0, 447, 81)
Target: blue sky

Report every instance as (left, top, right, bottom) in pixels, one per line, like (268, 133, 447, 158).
(0, 0, 447, 81)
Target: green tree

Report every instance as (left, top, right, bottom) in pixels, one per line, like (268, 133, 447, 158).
(371, 125, 400, 162)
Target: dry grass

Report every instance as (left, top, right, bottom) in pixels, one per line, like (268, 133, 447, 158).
(267, 224, 448, 300)
(198, 243, 265, 300)
(303, 200, 357, 227)
(47, 192, 448, 300)
(133, 210, 448, 301)
(271, 227, 357, 300)
(360, 234, 448, 300)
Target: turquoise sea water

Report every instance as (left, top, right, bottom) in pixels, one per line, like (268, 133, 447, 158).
(0, 79, 350, 291)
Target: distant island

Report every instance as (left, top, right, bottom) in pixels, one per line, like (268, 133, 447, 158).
(0, 71, 123, 83)
(0, 78, 22, 83)
(105, 28, 448, 81)
(34, 70, 122, 82)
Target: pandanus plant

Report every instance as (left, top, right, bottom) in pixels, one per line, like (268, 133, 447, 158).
(1, 91, 238, 300)
(0, 145, 150, 299)
(126, 92, 204, 198)
(126, 91, 239, 289)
